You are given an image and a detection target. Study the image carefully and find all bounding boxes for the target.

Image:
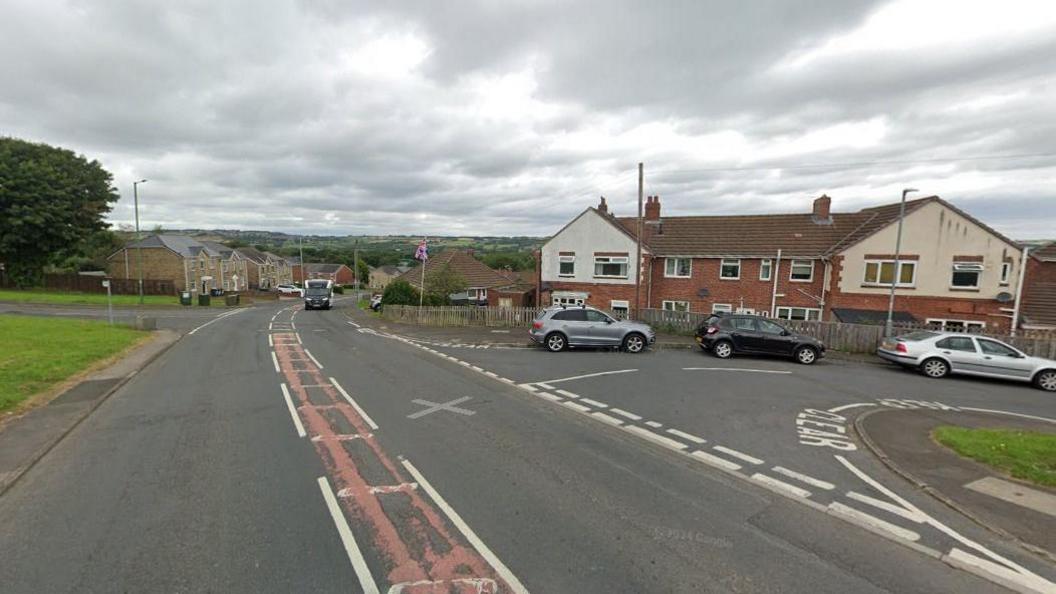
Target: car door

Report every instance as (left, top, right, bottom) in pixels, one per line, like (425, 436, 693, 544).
(934, 336, 981, 373)
(974, 338, 1035, 379)
(727, 317, 765, 352)
(584, 309, 621, 345)
(556, 309, 592, 345)
(756, 319, 797, 355)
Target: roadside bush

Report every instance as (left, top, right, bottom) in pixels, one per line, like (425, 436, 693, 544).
(332, 285, 345, 294)
(382, 280, 419, 305)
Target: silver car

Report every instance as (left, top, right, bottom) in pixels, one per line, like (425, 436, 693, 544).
(529, 306, 656, 353)
(877, 331, 1056, 392)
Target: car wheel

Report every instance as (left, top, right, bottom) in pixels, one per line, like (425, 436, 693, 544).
(712, 340, 733, 359)
(920, 358, 949, 379)
(623, 332, 646, 353)
(794, 346, 818, 365)
(545, 332, 567, 352)
(1034, 369, 1056, 392)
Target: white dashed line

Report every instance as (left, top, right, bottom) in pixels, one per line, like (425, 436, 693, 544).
(713, 445, 764, 465)
(828, 502, 921, 542)
(536, 382, 555, 390)
(561, 401, 592, 413)
(666, 428, 706, 444)
(279, 384, 307, 438)
(317, 476, 379, 594)
(296, 333, 302, 344)
(347, 320, 361, 328)
(271, 352, 281, 373)
(534, 391, 562, 402)
(483, 371, 498, 377)
(622, 425, 688, 451)
(591, 412, 625, 426)
(268, 334, 274, 347)
(304, 349, 324, 369)
(645, 420, 663, 428)
(554, 389, 579, 399)
(329, 377, 379, 430)
(772, 467, 835, 491)
(750, 473, 812, 498)
(690, 450, 742, 471)
(579, 397, 608, 408)
(517, 383, 538, 392)
(610, 408, 642, 421)
(847, 491, 925, 523)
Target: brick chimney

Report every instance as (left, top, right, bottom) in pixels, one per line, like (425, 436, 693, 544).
(644, 195, 661, 221)
(812, 194, 832, 225)
(597, 196, 608, 214)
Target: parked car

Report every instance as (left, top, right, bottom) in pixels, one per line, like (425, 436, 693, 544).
(694, 313, 825, 365)
(276, 284, 303, 297)
(877, 331, 1056, 392)
(530, 305, 655, 353)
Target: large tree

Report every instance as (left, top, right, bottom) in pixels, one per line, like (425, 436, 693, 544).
(0, 137, 119, 285)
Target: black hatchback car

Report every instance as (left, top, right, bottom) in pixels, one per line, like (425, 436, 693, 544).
(694, 313, 826, 365)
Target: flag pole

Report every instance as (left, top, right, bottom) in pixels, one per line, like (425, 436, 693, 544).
(418, 237, 426, 321)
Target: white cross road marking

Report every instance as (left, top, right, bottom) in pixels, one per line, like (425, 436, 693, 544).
(408, 397, 476, 419)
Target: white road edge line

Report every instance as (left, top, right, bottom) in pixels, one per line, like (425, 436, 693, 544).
(400, 459, 530, 594)
(750, 473, 812, 498)
(316, 476, 380, 594)
(268, 335, 273, 347)
(561, 401, 592, 413)
(533, 369, 638, 385)
(623, 425, 687, 452)
(578, 397, 608, 408)
(279, 384, 307, 438)
(554, 389, 579, 399)
(713, 445, 764, 465)
(591, 412, 624, 426)
(330, 377, 380, 430)
(827, 402, 877, 413)
(772, 466, 835, 491)
(847, 491, 926, 523)
(828, 502, 920, 542)
(690, 450, 741, 471)
(682, 367, 792, 375)
(666, 428, 706, 444)
(347, 320, 361, 328)
(188, 308, 245, 335)
(534, 391, 562, 402)
(271, 352, 280, 373)
(304, 349, 324, 369)
(945, 548, 1055, 594)
(610, 408, 642, 421)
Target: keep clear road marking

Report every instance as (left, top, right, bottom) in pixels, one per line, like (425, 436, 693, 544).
(317, 476, 380, 594)
(329, 377, 380, 430)
(187, 308, 246, 335)
(532, 369, 638, 385)
(400, 458, 530, 594)
(279, 384, 307, 438)
(682, 367, 792, 375)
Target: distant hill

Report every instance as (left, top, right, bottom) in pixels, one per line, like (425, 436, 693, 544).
(172, 229, 544, 253)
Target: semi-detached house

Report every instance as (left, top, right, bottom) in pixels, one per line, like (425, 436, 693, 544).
(107, 234, 249, 294)
(540, 194, 1025, 332)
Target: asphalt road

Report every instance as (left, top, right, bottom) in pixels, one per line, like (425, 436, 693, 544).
(1, 298, 1052, 592)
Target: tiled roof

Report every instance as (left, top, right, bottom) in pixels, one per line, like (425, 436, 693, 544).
(394, 250, 511, 290)
(1032, 242, 1056, 262)
(610, 197, 941, 258)
(124, 234, 216, 258)
(304, 263, 345, 274)
(234, 247, 270, 263)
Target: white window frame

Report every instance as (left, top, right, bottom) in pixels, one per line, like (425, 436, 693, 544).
(863, 260, 917, 287)
(775, 306, 821, 321)
(558, 255, 575, 277)
(498, 297, 513, 308)
(999, 262, 1012, 285)
(662, 300, 690, 312)
(719, 258, 741, 280)
(789, 260, 814, 282)
(926, 318, 986, 332)
(664, 257, 692, 278)
(759, 259, 772, 281)
(478, 288, 487, 300)
(593, 255, 629, 279)
(951, 262, 983, 289)
(711, 303, 733, 314)
(610, 300, 630, 318)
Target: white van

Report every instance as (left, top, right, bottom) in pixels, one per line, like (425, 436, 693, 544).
(304, 279, 334, 310)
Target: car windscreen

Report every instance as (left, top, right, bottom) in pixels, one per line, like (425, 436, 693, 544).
(898, 331, 939, 341)
(305, 288, 329, 296)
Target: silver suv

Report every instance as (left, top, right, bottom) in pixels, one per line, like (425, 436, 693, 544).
(529, 306, 656, 353)
(878, 331, 1056, 392)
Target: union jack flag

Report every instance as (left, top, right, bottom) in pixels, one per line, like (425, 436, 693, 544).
(414, 239, 428, 261)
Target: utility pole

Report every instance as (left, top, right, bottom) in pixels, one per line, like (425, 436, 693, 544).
(133, 179, 148, 305)
(635, 162, 643, 317)
(885, 188, 917, 337)
(299, 236, 305, 284)
(353, 238, 359, 290)
(1010, 246, 1031, 337)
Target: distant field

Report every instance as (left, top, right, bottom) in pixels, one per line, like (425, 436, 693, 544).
(0, 289, 177, 306)
(0, 316, 146, 411)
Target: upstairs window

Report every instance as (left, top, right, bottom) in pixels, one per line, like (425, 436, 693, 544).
(863, 260, 915, 287)
(719, 259, 740, 279)
(789, 260, 814, 282)
(759, 259, 772, 281)
(1000, 262, 1012, 285)
(951, 262, 983, 288)
(593, 256, 628, 278)
(665, 257, 691, 278)
(558, 255, 575, 277)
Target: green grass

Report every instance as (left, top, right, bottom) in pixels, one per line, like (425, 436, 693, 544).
(0, 316, 147, 411)
(933, 426, 1056, 487)
(0, 289, 177, 306)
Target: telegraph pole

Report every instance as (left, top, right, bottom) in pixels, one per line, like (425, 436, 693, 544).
(635, 163, 643, 317)
(298, 236, 305, 284)
(353, 238, 359, 290)
(133, 179, 148, 304)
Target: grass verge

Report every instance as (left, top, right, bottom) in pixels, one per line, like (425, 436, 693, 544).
(933, 426, 1056, 487)
(0, 289, 177, 306)
(0, 316, 147, 411)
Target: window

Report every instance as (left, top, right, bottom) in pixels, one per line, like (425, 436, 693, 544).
(1000, 262, 1012, 285)
(719, 259, 740, 279)
(610, 300, 629, 319)
(593, 255, 628, 278)
(662, 300, 690, 312)
(926, 318, 986, 333)
(951, 262, 983, 288)
(711, 303, 732, 313)
(936, 336, 976, 352)
(977, 339, 1019, 358)
(759, 259, 772, 281)
(757, 319, 786, 335)
(775, 307, 821, 321)
(559, 255, 575, 277)
(477, 288, 487, 299)
(664, 257, 691, 278)
(498, 297, 513, 308)
(552, 292, 586, 307)
(863, 260, 916, 287)
(731, 317, 756, 331)
(552, 309, 586, 321)
(585, 310, 612, 323)
(789, 260, 814, 282)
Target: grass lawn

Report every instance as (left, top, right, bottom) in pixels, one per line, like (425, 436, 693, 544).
(0, 316, 147, 411)
(933, 426, 1056, 488)
(0, 289, 177, 307)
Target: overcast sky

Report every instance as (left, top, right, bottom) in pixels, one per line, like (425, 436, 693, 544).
(3, 0, 1055, 239)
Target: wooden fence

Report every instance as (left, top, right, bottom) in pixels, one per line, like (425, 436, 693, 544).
(381, 304, 542, 327)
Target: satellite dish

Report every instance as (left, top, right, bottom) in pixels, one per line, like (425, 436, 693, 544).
(995, 291, 1014, 303)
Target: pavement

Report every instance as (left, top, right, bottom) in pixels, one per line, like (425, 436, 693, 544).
(0, 298, 1053, 593)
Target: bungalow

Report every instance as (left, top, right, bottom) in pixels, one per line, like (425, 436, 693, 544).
(393, 250, 512, 305)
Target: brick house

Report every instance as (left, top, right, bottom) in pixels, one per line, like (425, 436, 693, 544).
(106, 234, 248, 294)
(304, 263, 356, 285)
(540, 195, 1025, 331)
(393, 250, 512, 305)
(369, 265, 407, 290)
(1021, 242, 1056, 330)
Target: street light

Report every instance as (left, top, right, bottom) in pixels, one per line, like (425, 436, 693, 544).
(885, 188, 918, 337)
(133, 179, 148, 305)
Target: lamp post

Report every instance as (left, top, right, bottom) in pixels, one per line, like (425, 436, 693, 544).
(133, 179, 148, 305)
(885, 188, 918, 337)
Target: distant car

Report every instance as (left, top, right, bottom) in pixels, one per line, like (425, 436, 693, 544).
(276, 284, 303, 297)
(877, 331, 1056, 392)
(694, 313, 825, 365)
(529, 305, 655, 353)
